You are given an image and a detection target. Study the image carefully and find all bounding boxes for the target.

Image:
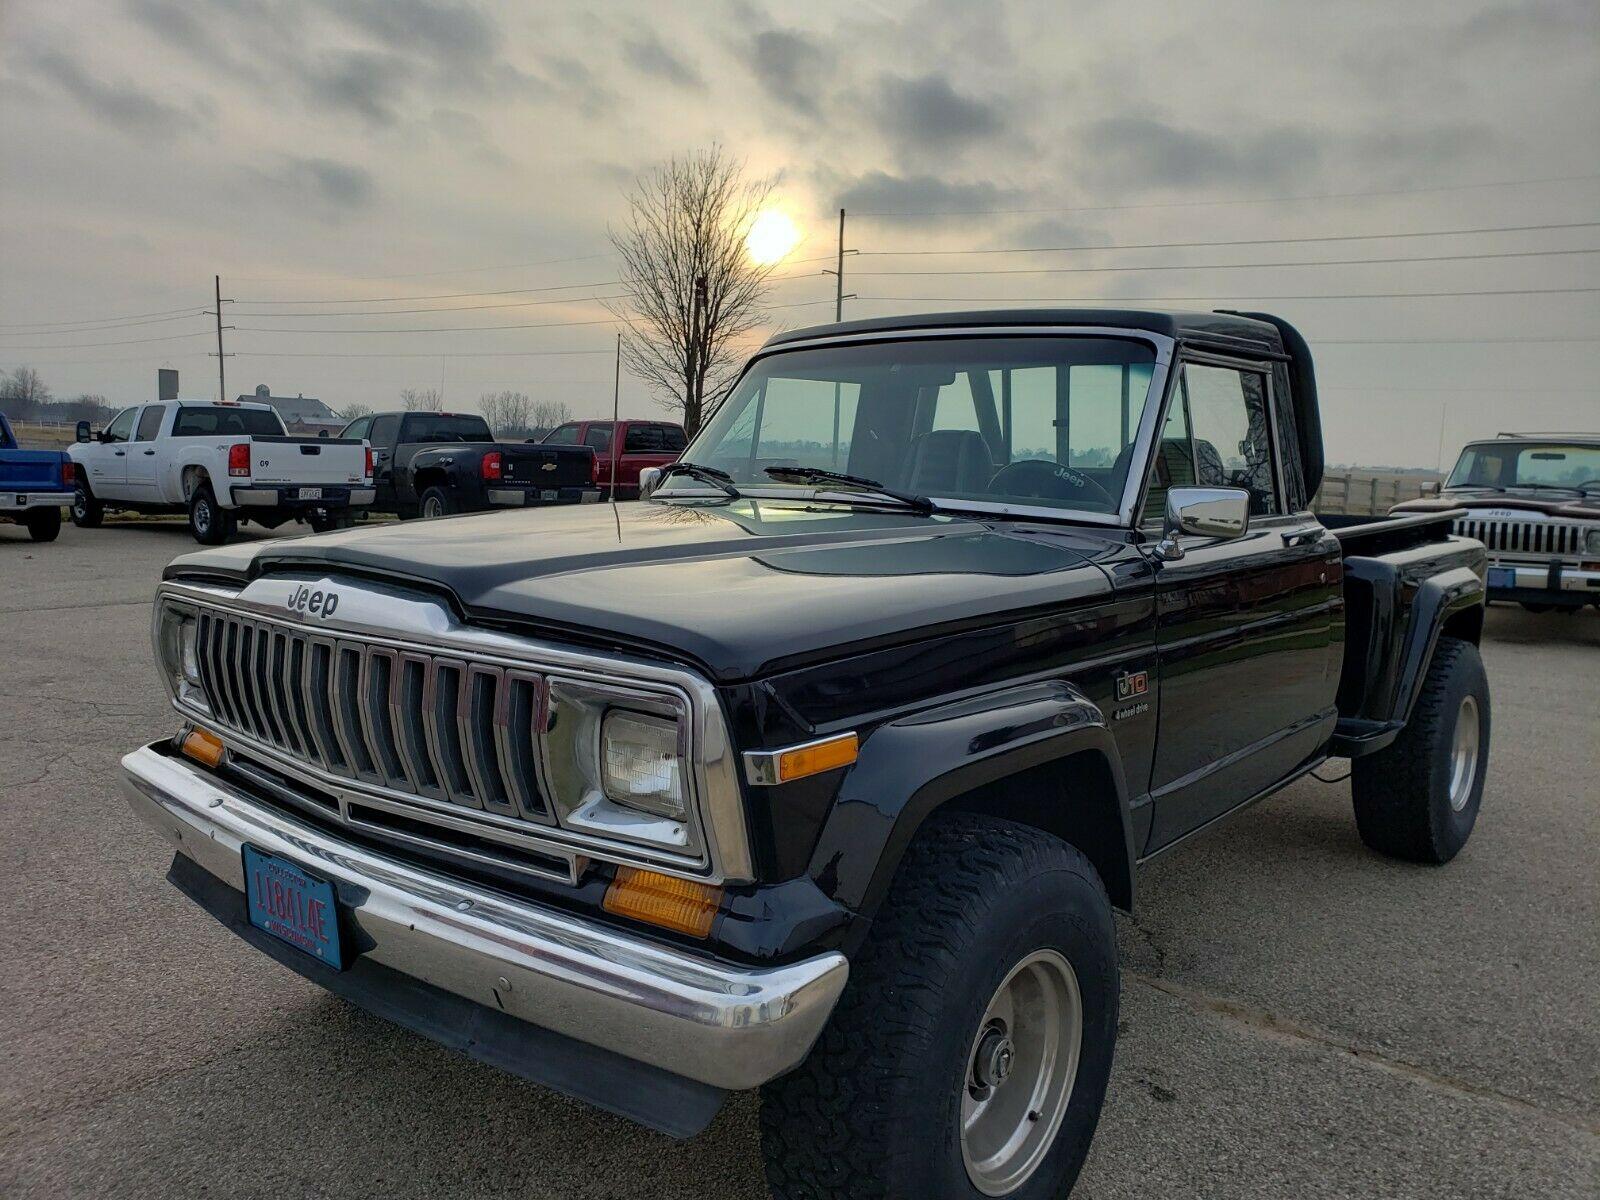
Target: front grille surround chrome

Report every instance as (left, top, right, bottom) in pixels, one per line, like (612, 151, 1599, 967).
(153, 577, 754, 883)
(1452, 516, 1594, 560)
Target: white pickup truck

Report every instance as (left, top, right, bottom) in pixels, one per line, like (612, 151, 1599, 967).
(69, 400, 375, 544)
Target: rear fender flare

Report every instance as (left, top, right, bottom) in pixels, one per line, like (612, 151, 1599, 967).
(1393, 566, 1486, 726)
(805, 680, 1136, 935)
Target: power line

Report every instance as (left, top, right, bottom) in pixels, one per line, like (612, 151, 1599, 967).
(227, 251, 616, 284)
(856, 220, 1600, 258)
(852, 286, 1600, 303)
(0, 330, 214, 351)
(231, 292, 634, 318)
(848, 246, 1600, 279)
(235, 316, 622, 336)
(843, 171, 1600, 218)
(0, 306, 208, 331)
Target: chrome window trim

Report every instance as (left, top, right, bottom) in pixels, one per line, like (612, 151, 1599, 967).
(155, 578, 755, 883)
(664, 326, 1178, 530)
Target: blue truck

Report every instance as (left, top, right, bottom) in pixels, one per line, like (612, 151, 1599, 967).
(0, 412, 73, 542)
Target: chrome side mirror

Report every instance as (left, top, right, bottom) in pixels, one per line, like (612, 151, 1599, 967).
(638, 466, 663, 499)
(1153, 486, 1251, 562)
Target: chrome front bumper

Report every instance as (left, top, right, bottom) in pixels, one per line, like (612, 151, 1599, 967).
(121, 742, 848, 1092)
(1488, 560, 1600, 595)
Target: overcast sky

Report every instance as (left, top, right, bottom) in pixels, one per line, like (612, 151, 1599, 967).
(2, 0, 1596, 467)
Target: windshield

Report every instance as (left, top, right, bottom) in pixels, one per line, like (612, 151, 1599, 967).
(671, 336, 1159, 517)
(171, 406, 285, 436)
(1447, 442, 1600, 490)
(402, 414, 493, 443)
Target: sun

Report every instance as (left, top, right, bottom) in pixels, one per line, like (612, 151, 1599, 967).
(745, 209, 802, 266)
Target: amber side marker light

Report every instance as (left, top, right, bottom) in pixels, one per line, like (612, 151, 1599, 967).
(777, 732, 859, 783)
(603, 866, 723, 938)
(181, 727, 225, 768)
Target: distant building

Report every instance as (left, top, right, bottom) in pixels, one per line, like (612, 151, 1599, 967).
(237, 383, 345, 436)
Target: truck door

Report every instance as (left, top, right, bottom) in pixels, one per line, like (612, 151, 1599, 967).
(85, 406, 138, 497)
(123, 404, 168, 501)
(1145, 358, 1340, 851)
(368, 414, 400, 509)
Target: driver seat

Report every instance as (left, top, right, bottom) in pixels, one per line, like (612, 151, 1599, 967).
(906, 430, 993, 495)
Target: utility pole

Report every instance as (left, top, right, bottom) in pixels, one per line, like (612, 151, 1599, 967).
(686, 273, 707, 434)
(610, 330, 622, 504)
(208, 275, 234, 402)
(823, 209, 856, 321)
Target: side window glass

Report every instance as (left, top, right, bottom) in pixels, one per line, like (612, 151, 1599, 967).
(661, 425, 687, 452)
(930, 374, 979, 433)
(1142, 389, 1192, 525)
(103, 408, 137, 444)
(624, 424, 659, 452)
(1004, 367, 1057, 462)
(370, 415, 399, 446)
(134, 406, 165, 442)
(544, 423, 581, 445)
(343, 416, 371, 441)
(1183, 364, 1279, 516)
(584, 425, 613, 452)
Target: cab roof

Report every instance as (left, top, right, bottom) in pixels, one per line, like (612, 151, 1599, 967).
(763, 308, 1289, 360)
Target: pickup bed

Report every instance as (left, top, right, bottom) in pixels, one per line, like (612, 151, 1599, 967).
(121, 309, 1489, 1199)
(341, 410, 599, 517)
(70, 400, 374, 544)
(541, 418, 685, 499)
(0, 411, 73, 542)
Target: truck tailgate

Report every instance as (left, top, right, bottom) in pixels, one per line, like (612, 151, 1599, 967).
(0, 452, 63, 488)
(500, 445, 594, 488)
(248, 437, 368, 486)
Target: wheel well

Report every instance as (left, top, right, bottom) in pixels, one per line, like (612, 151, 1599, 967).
(413, 467, 447, 493)
(944, 751, 1134, 912)
(1441, 604, 1484, 646)
(182, 464, 210, 499)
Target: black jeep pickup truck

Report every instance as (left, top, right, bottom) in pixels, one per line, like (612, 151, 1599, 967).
(340, 409, 600, 518)
(122, 310, 1489, 1200)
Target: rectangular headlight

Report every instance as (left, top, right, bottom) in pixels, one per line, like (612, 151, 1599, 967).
(601, 710, 686, 820)
(154, 603, 209, 712)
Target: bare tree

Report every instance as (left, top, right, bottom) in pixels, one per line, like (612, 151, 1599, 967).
(399, 387, 442, 412)
(0, 365, 52, 405)
(606, 147, 778, 436)
(480, 390, 534, 436)
(530, 398, 571, 432)
(337, 402, 374, 421)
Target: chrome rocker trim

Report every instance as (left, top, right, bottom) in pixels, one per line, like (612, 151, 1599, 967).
(121, 742, 849, 1095)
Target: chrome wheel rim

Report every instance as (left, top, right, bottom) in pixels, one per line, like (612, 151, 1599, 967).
(960, 948, 1083, 1196)
(73, 489, 87, 519)
(1449, 694, 1480, 813)
(194, 501, 210, 534)
(422, 496, 441, 518)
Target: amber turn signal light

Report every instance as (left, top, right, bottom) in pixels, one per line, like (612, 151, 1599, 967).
(776, 733, 858, 783)
(603, 866, 722, 938)
(180, 727, 225, 768)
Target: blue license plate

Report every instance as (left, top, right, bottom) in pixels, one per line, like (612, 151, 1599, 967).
(1487, 567, 1516, 590)
(243, 845, 343, 968)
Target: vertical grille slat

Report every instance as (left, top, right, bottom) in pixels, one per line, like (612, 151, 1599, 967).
(184, 603, 573, 841)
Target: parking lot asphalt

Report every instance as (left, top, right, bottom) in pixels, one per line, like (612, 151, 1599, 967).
(2, 520, 1596, 1199)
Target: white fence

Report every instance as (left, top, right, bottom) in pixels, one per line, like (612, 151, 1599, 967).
(1313, 471, 1442, 517)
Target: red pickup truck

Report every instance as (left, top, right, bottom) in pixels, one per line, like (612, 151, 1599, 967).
(541, 419, 685, 500)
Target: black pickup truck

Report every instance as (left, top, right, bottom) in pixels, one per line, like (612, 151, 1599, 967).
(340, 409, 599, 518)
(122, 310, 1488, 1200)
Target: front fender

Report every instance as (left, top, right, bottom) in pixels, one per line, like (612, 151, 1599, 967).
(806, 679, 1135, 933)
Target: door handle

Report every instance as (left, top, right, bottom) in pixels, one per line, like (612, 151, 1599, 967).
(1281, 529, 1320, 547)
(143, 449, 156, 456)
(113, 450, 125, 456)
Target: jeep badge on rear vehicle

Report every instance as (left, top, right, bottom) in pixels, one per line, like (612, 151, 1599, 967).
(286, 584, 340, 619)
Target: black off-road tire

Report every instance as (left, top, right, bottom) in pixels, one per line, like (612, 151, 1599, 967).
(188, 484, 235, 545)
(1352, 636, 1490, 864)
(71, 481, 103, 528)
(419, 486, 455, 519)
(760, 814, 1119, 1200)
(25, 507, 62, 542)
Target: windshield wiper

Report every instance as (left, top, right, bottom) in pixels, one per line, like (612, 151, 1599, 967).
(763, 466, 934, 513)
(660, 461, 741, 498)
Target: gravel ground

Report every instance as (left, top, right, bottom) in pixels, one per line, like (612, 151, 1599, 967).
(2, 520, 1596, 1198)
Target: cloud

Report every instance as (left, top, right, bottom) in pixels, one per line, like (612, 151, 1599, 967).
(747, 28, 826, 116)
(297, 49, 411, 127)
(624, 31, 704, 90)
(277, 156, 378, 209)
(1076, 116, 1321, 189)
(873, 74, 1004, 151)
(338, 0, 499, 70)
(833, 171, 1023, 217)
(28, 48, 208, 139)
(125, 0, 218, 57)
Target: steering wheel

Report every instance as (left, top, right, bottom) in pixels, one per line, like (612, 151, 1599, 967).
(988, 459, 1114, 507)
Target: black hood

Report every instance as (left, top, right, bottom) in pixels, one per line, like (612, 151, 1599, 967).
(166, 499, 1122, 679)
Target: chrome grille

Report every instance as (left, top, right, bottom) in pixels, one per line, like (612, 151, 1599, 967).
(193, 610, 552, 825)
(1452, 517, 1589, 559)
